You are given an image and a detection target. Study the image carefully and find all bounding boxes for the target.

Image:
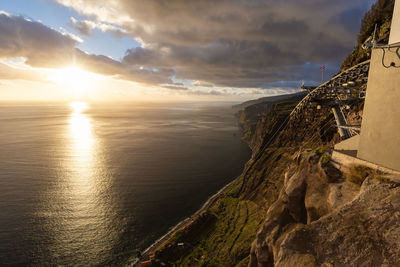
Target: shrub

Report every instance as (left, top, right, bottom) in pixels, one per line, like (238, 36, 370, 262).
(321, 153, 332, 164)
(347, 165, 373, 185)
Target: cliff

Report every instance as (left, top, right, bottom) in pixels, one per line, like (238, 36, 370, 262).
(143, 2, 400, 266)
(148, 81, 400, 266)
(249, 152, 400, 267)
(237, 93, 306, 152)
(148, 93, 339, 266)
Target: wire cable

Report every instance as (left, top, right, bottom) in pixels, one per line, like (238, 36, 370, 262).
(381, 47, 400, 68)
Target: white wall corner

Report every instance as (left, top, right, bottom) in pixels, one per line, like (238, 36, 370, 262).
(389, 0, 400, 45)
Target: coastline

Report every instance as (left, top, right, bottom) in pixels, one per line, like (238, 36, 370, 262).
(127, 95, 302, 266)
(129, 173, 243, 266)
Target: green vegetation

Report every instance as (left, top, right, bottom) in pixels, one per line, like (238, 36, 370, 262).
(341, 0, 395, 71)
(374, 172, 389, 183)
(320, 153, 332, 164)
(304, 148, 331, 164)
(347, 164, 389, 185)
(312, 147, 324, 154)
(347, 165, 373, 186)
(181, 198, 263, 266)
(155, 192, 266, 266)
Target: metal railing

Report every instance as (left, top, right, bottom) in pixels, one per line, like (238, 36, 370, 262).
(290, 60, 370, 118)
(289, 60, 370, 140)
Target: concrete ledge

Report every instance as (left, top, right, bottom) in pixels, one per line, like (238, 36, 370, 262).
(332, 150, 400, 176)
(334, 135, 359, 151)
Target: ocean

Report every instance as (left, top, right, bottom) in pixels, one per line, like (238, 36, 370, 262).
(0, 102, 251, 265)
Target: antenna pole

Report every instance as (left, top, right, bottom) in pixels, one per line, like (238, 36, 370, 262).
(320, 65, 325, 83)
(321, 68, 324, 83)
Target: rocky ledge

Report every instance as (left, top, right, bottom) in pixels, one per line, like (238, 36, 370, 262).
(249, 151, 400, 267)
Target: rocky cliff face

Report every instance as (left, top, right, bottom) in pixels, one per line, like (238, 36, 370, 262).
(237, 93, 305, 152)
(249, 151, 400, 267)
(151, 87, 399, 266)
(151, 94, 340, 266)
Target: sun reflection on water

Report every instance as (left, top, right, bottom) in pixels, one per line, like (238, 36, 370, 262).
(70, 101, 89, 114)
(69, 102, 93, 158)
(47, 101, 118, 263)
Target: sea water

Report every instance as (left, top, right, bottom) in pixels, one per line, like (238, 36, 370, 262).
(0, 102, 251, 265)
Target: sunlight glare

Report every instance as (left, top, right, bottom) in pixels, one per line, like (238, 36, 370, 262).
(54, 67, 96, 98)
(69, 102, 93, 152)
(70, 101, 88, 114)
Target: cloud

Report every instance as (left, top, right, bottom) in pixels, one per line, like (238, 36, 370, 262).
(55, 0, 370, 89)
(0, 12, 77, 68)
(161, 84, 188, 90)
(0, 12, 171, 84)
(70, 17, 95, 36)
(0, 62, 44, 81)
(76, 51, 171, 84)
(192, 80, 215, 87)
(188, 89, 223, 96)
(70, 17, 127, 37)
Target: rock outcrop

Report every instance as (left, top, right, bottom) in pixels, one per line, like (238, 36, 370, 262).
(249, 151, 400, 267)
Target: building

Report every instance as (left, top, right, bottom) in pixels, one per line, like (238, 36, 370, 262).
(335, 0, 400, 171)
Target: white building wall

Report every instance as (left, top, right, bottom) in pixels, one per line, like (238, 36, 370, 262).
(389, 0, 400, 44)
(357, 48, 400, 171)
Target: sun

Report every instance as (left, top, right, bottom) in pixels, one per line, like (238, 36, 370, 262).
(53, 66, 97, 98)
(70, 101, 88, 113)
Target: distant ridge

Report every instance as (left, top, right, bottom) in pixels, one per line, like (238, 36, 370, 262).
(232, 91, 307, 111)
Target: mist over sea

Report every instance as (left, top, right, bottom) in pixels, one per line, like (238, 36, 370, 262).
(0, 102, 251, 265)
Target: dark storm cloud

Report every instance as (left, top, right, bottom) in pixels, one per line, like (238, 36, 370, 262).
(331, 8, 368, 34)
(56, 0, 370, 89)
(0, 12, 171, 84)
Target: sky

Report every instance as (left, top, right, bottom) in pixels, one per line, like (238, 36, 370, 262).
(0, 0, 374, 102)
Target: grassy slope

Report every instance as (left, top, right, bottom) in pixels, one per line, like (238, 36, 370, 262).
(153, 98, 337, 266)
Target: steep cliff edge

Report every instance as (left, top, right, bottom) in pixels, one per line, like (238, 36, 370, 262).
(145, 2, 399, 265)
(149, 94, 338, 266)
(149, 85, 399, 266)
(249, 151, 400, 267)
(148, 77, 400, 266)
(237, 93, 306, 152)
